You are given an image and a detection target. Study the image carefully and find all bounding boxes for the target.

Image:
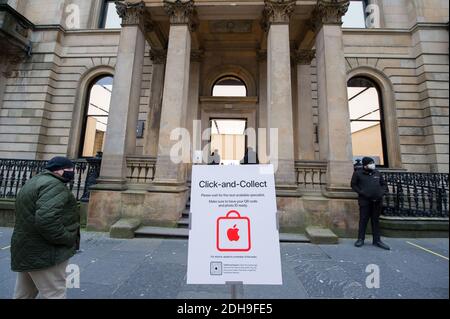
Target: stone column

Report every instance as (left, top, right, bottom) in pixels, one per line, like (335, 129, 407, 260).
(153, 0, 195, 183)
(143, 49, 166, 157)
(257, 51, 268, 164)
(294, 50, 316, 160)
(186, 50, 202, 182)
(263, 0, 297, 186)
(96, 1, 147, 189)
(313, 0, 354, 190)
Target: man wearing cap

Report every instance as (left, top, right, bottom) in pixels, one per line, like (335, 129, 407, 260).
(11, 156, 80, 298)
(351, 157, 390, 250)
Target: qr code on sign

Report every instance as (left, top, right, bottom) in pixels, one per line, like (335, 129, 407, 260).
(210, 262, 222, 276)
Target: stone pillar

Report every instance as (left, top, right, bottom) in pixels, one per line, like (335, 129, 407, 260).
(313, 0, 354, 190)
(294, 50, 316, 161)
(263, 0, 297, 186)
(143, 49, 166, 157)
(257, 51, 268, 164)
(95, 1, 147, 189)
(153, 0, 195, 183)
(186, 50, 202, 182)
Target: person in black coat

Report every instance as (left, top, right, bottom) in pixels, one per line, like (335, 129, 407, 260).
(351, 157, 390, 250)
(240, 147, 259, 165)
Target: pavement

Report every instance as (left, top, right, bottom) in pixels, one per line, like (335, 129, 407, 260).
(0, 227, 448, 299)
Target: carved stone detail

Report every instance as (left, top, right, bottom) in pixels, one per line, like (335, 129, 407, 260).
(150, 49, 167, 65)
(294, 49, 316, 65)
(311, 0, 350, 31)
(163, 0, 197, 31)
(115, 1, 146, 29)
(261, 0, 296, 31)
(190, 50, 204, 62)
(257, 50, 267, 62)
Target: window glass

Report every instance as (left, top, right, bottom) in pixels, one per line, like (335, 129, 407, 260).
(348, 77, 387, 166)
(212, 77, 247, 97)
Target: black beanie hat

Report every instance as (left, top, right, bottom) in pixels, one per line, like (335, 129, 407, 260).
(362, 157, 374, 166)
(45, 156, 74, 172)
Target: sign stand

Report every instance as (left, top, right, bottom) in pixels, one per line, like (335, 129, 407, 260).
(226, 281, 244, 299)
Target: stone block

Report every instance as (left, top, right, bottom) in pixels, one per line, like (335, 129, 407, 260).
(306, 226, 339, 245)
(110, 218, 141, 239)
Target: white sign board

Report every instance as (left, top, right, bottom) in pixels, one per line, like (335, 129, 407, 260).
(187, 164, 282, 285)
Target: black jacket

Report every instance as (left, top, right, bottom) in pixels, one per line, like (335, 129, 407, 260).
(351, 169, 388, 206)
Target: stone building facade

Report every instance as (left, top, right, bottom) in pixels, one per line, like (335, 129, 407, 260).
(0, 0, 448, 236)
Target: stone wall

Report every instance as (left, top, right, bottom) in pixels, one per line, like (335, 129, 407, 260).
(342, 25, 449, 173)
(0, 0, 448, 172)
(0, 27, 152, 159)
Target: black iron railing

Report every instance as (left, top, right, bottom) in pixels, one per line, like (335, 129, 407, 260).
(381, 172, 449, 218)
(0, 156, 101, 201)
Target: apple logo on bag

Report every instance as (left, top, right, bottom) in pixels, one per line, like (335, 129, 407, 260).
(227, 224, 240, 241)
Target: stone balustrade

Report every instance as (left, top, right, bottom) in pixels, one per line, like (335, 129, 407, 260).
(126, 156, 157, 183)
(295, 160, 327, 191)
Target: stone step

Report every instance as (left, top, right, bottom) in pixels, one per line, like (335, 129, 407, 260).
(305, 226, 339, 244)
(181, 209, 190, 217)
(110, 218, 141, 239)
(135, 226, 189, 239)
(134, 226, 310, 242)
(177, 217, 189, 228)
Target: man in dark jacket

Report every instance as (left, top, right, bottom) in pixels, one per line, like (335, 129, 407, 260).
(351, 157, 390, 250)
(11, 156, 79, 299)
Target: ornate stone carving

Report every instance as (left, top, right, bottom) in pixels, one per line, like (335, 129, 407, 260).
(190, 50, 204, 62)
(312, 0, 350, 30)
(257, 50, 267, 62)
(209, 20, 253, 33)
(163, 0, 197, 31)
(150, 49, 167, 65)
(261, 0, 296, 31)
(144, 19, 156, 33)
(1, 54, 25, 78)
(115, 1, 146, 28)
(294, 49, 316, 65)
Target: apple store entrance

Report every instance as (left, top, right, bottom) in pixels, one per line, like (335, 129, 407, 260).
(209, 118, 247, 165)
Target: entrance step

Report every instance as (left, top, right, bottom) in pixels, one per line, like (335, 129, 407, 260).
(177, 217, 190, 228)
(110, 218, 142, 239)
(134, 225, 309, 242)
(177, 208, 190, 228)
(135, 226, 189, 239)
(305, 226, 339, 244)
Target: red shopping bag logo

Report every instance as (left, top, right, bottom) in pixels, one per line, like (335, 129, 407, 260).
(216, 210, 251, 252)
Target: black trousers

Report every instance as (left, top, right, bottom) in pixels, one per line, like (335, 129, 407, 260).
(358, 200, 382, 243)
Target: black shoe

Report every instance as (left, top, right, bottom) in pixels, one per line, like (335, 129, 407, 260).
(374, 241, 390, 250)
(354, 239, 364, 247)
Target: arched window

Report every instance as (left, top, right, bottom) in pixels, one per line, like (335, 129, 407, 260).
(348, 76, 388, 166)
(100, 0, 122, 29)
(212, 76, 247, 97)
(79, 75, 113, 157)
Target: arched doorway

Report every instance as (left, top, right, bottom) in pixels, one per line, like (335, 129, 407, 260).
(348, 76, 388, 166)
(79, 75, 113, 157)
(206, 75, 250, 165)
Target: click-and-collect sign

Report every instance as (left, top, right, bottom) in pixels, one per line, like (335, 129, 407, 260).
(187, 165, 282, 285)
